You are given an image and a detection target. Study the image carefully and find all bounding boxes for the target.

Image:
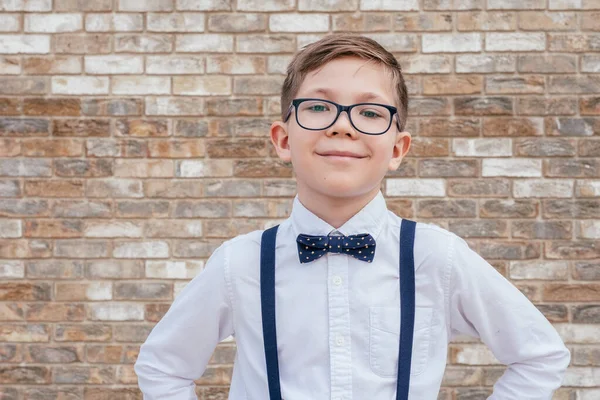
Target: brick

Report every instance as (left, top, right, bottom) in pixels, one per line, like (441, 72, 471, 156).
(0, 119, 49, 137)
(0, 56, 20, 74)
(544, 284, 600, 301)
(545, 117, 600, 136)
(146, 55, 204, 75)
(262, 179, 297, 197)
(581, 97, 600, 115)
(573, 262, 600, 280)
(579, 139, 600, 157)
(233, 76, 283, 95)
(517, 54, 576, 73)
(84, 387, 142, 399)
(0, 159, 51, 177)
(236, 34, 295, 53)
(419, 118, 480, 137)
(54, 366, 114, 384)
(298, 0, 357, 10)
(206, 98, 261, 116)
(147, 98, 202, 117)
(422, 33, 480, 53)
(0, 282, 51, 301)
(456, 54, 515, 73)
(551, 33, 600, 52)
(206, 138, 268, 158)
(237, 0, 294, 11)
(480, 199, 537, 218)
(116, 200, 170, 218)
(486, 32, 545, 51)
(177, 0, 233, 10)
(457, 11, 515, 31)
(423, 75, 482, 95)
(176, 33, 233, 52)
(519, 11, 577, 31)
(573, 305, 600, 323)
(87, 260, 143, 279)
(417, 199, 477, 218)
(582, 55, 600, 73)
(0, 35, 50, 54)
(386, 179, 445, 197)
(55, 0, 113, 11)
(84, 221, 143, 238)
(511, 220, 572, 240)
(85, 55, 143, 74)
(86, 13, 143, 32)
(115, 34, 172, 53)
(0, 138, 18, 156)
(517, 97, 577, 116)
(487, 75, 544, 94)
(82, 98, 142, 116)
(54, 239, 109, 258)
(208, 13, 266, 32)
(455, 97, 513, 115)
(423, 0, 483, 9)
(26, 344, 82, 364)
(54, 324, 111, 342)
(116, 119, 168, 137)
(54, 34, 112, 54)
(207, 55, 265, 74)
(408, 138, 449, 157)
(86, 344, 124, 363)
(53, 119, 110, 138)
(171, 199, 230, 218)
(577, 180, 600, 197)
(113, 241, 169, 258)
(89, 303, 144, 321)
(113, 159, 173, 178)
(546, 241, 600, 260)
(25, 13, 82, 33)
(177, 159, 233, 177)
(119, 0, 173, 11)
(0, 77, 46, 95)
(113, 76, 171, 95)
(51, 76, 108, 95)
(21, 138, 83, 157)
(0, 260, 24, 279)
(0, 366, 50, 384)
(361, 0, 418, 9)
(23, 98, 80, 116)
(550, 77, 600, 94)
(402, 55, 451, 74)
(24, 220, 83, 238)
(146, 180, 204, 198)
(0, 324, 49, 343)
(0, 0, 52, 11)
(146, 260, 203, 279)
(482, 159, 542, 177)
(515, 138, 576, 157)
(26, 304, 85, 322)
(0, 15, 21, 32)
(488, 0, 545, 8)
(269, 13, 328, 32)
(233, 159, 293, 178)
(393, 13, 449, 31)
(332, 13, 389, 31)
(114, 282, 171, 300)
(452, 138, 511, 157)
(0, 98, 20, 115)
(0, 199, 48, 217)
(204, 179, 261, 197)
(483, 118, 543, 137)
(148, 12, 205, 32)
(582, 12, 600, 30)
(0, 220, 21, 238)
(549, 0, 583, 8)
(408, 98, 451, 116)
(146, 220, 203, 238)
(544, 199, 600, 219)
(115, 325, 153, 343)
(56, 282, 113, 301)
(173, 76, 231, 95)
(479, 241, 540, 260)
(449, 220, 508, 238)
(55, 159, 112, 177)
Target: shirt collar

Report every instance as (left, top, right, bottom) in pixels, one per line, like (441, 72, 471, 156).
(290, 190, 388, 240)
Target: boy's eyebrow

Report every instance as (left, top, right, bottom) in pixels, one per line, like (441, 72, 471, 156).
(305, 88, 390, 104)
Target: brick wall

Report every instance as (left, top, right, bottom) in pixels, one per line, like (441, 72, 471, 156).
(0, 0, 599, 399)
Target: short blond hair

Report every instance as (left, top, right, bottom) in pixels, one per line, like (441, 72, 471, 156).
(281, 33, 409, 131)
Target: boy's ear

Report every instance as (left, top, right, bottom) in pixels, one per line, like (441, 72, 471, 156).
(388, 130, 411, 171)
(270, 120, 292, 162)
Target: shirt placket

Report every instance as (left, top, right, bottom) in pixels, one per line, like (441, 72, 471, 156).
(327, 231, 352, 400)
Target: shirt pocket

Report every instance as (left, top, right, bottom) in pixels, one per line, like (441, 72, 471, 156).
(369, 306, 434, 377)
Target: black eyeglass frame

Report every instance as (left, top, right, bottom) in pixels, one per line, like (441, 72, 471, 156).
(283, 97, 402, 135)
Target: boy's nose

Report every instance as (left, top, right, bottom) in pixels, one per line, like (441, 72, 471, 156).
(327, 111, 358, 137)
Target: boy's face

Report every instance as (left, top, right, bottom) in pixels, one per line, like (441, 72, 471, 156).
(270, 56, 411, 202)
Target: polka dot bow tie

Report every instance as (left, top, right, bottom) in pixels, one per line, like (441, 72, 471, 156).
(296, 233, 376, 264)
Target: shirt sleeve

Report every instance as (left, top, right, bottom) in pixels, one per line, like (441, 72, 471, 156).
(448, 234, 571, 399)
(134, 241, 234, 400)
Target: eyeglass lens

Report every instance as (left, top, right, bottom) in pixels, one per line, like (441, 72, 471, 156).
(296, 100, 392, 134)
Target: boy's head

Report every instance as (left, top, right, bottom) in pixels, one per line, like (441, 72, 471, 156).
(270, 33, 412, 205)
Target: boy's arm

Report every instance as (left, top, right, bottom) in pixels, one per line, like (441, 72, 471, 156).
(134, 242, 234, 399)
(447, 234, 571, 399)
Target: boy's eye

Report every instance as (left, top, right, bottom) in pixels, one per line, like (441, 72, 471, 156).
(307, 104, 329, 112)
(360, 109, 383, 119)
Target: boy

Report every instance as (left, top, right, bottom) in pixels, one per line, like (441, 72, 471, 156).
(134, 34, 570, 399)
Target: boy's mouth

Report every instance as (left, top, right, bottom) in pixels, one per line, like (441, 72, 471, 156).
(317, 150, 366, 159)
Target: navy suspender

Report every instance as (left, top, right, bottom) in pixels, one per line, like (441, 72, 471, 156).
(260, 219, 417, 400)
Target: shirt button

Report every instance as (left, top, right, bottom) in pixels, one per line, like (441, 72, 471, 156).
(332, 276, 342, 286)
(335, 335, 344, 346)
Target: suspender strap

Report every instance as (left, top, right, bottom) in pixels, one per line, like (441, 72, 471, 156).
(397, 219, 416, 400)
(260, 225, 283, 400)
(260, 220, 417, 400)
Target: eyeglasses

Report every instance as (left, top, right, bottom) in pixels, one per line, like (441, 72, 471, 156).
(283, 98, 401, 135)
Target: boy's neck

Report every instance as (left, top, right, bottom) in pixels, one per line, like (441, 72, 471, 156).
(296, 186, 381, 230)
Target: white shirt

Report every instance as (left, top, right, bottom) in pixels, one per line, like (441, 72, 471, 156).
(134, 190, 570, 399)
